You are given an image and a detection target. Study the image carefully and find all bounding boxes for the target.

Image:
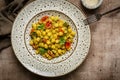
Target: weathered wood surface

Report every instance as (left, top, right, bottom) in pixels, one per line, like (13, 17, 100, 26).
(0, 0, 120, 80)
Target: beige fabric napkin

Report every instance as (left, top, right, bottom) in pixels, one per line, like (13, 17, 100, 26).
(0, 0, 34, 52)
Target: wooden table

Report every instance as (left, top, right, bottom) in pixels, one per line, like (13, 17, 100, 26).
(0, 0, 120, 80)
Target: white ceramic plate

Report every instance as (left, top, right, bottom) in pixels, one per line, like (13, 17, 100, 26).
(11, 0, 91, 77)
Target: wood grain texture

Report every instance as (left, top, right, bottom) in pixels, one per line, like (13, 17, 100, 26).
(0, 0, 120, 80)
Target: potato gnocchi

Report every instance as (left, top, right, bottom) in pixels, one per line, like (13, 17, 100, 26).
(29, 15, 76, 60)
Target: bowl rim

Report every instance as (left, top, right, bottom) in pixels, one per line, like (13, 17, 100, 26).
(81, 0, 103, 9)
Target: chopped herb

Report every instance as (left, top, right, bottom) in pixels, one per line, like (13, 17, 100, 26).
(31, 32, 37, 39)
(37, 23, 45, 30)
(39, 48, 47, 55)
(59, 37, 66, 45)
(63, 22, 69, 27)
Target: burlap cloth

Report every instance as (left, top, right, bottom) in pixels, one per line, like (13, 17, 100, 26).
(0, 0, 34, 52)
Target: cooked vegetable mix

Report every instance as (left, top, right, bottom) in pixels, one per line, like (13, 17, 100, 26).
(29, 16, 76, 60)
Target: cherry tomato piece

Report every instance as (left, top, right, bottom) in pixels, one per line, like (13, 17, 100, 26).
(41, 16, 49, 22)
(65, 41, 71, 49)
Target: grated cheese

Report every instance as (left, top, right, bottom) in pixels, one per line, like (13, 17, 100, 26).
(84, 0, 99, 7)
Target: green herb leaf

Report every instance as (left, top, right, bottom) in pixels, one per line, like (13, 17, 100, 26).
(39, 48, 47, 55)
(37, 23, 45, 30)
(31, 32, 37, 39)
(63, 22, 69, 27)
(59, 37, 66, 45)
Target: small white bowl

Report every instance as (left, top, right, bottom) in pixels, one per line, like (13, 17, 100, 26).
(81, 0, 103, 9)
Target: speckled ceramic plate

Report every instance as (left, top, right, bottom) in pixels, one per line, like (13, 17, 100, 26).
(11, 0, 90, 77)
